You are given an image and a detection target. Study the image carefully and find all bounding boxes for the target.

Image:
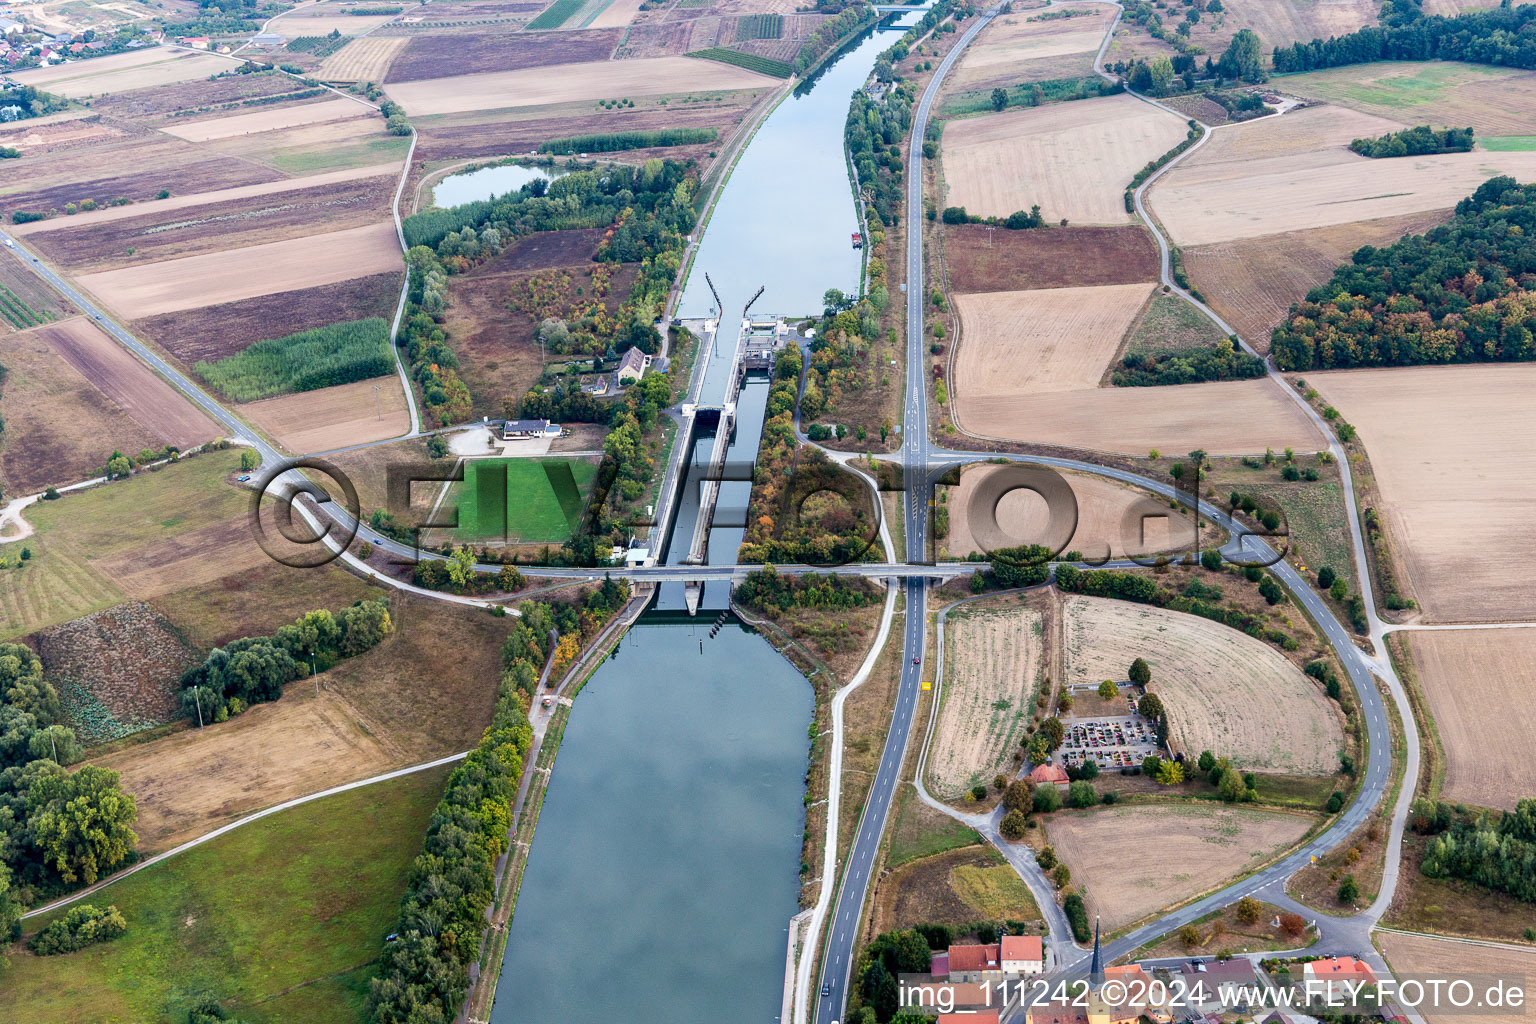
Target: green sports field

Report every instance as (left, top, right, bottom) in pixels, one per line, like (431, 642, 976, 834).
(455, 458, 599, 544)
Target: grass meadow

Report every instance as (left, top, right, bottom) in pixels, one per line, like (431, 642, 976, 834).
(455, 457, 598, 544)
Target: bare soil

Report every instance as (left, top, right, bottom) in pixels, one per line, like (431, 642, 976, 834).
(160, 96, 371, 143)
(1378, 931, 1535, 1023)
(242, 375, 413, 456)
(318, 35, 410, 82)
(90, 70, 307, 120)
(1, 146, 285, 218)
(1046, 803, 1314, 931)
(945, 5, 1113, 94)
(942, 223, 1159, 294)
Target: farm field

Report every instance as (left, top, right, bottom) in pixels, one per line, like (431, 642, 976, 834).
(1407, 629, 1536, 811)
(1180, 0, 1377, 53)
(942, 223, 1159, 294)
(2, 767, 448, 1024)
(1149, 102, 1536, 245)
(1121, 293, 1228, 356)
(318, 34, 410, 81)
(159, 96, 373, 143)
(213, 118, 412, 176)
(6, 162, 401, 237)
(926, 600, 1045, 800)
(944, 6, 1113, 94)
(1377, 931, 1534, 1024)
(384, 27, 624, 81)
(76, 221, 401, 319)
(24, 174, 398, 273)
(135, 271, 400, 368)
(455, 457, 600, 544)
(1048, 804, 1315, 930)
(955, 374, 1325, 456)
(1183, 209, 1451, 350)
(876, 846, 1040, 933)
(385, 56, 778, 115)
(1280, 61, 1536, 137)
(942, 93, 1188, 223)
(88, 591, 514, 851)
(17, 317, 215, 448)
(589, 0, 646, 28)
(267, 3, 400, 37)
(0, 251, 72, 332)
(242, 375, 412, 454)
(0, 142, 287, 216)
(152, 561, 385, 651)
(1308, 364, 1536, 622)
(943, 466, 1198, 563)
(1062, 595, 1343, 774)
(953, 283, 1155, 397)
(0, 452, 250, 640)
(6, 46, 230, 98)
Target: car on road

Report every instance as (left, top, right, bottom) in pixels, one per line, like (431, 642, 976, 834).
(821, 982, 831, 998)
(237, 475, 251, 482)
(912, 656, 920, 665)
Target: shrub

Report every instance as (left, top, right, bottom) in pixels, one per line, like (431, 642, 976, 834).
(1000, 809, 1029, 839)
(1032, 786, 1061, 813)
(28, 903, 127, 955)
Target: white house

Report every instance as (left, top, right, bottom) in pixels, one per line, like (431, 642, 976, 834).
(1000, 935, 1044, 975)
(616, 346, 651, 386)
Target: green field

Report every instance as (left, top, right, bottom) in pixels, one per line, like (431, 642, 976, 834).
(685, 48, 794, 78)
(266, 136, 411, 176)
(1280, 60, 1515, 114)
(4, 767, 449, 1024)
(455, 457, 598, 544)
(0, 452, 248, 640)
(1482, 136, 1536, 151)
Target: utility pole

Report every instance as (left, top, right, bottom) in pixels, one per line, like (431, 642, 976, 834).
(373, 384, 382, 419)
(194, 688, 204, 728)
(311, 649, 318, 694)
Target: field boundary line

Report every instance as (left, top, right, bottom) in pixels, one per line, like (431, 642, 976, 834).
(20, 750, 469, 921)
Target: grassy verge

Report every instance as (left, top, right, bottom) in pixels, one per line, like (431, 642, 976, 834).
(1131, 901, 1318, 960)
(4, 766, 450, 1024)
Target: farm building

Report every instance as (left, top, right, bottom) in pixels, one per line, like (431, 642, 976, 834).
(501, 418, 559, 440)
(616, 346, 651, 386)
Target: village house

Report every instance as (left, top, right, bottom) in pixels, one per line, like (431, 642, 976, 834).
(1303, 955, 1378, 1003)
(177, 35, 210, 49)
(0, 17, 23, 36)
(1000, 934, 1044, 975)
(501, 418, 558, 441)
(616, 345, 651, 386)
(945, 942, 1002, 983)
(1030, 762, 1070, 789)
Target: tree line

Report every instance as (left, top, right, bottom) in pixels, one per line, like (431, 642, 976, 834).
(1272, 177, 1536, 371)
(537, 128, 717, 155)
(735, 566, 880, 611)
(1349, 124, 1474, 159)
(0, 643, 140, 938)
(367, 591, 626, 1023)
(1111, 336, 1265, 387)
(179, 602, 393, 725)
(1272, 0, 1536, 74)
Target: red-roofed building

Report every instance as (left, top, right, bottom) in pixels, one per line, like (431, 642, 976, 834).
(947, 942, 1002, 982)
(1305, 955, 1378, 1003)
(1030, 763, 1069, 788)
(938, 1014, 998, 1024)
(930, 951, 949, 977)
(1001, 934, 1045, 974)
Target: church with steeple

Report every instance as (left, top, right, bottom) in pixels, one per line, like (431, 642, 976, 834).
(1024, 919, 1173, 1024)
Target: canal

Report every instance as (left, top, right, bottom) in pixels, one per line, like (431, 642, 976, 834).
(491, 11, 922, 1022)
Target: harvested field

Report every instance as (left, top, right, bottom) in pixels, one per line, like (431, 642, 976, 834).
(243, 375, 412, 455)
(1378, 933, 1535, 1023)
(1181, 0, 1377, 53)
(97, 515, 273, 603)
(0, 113, 130, 157)
(1046, 803, 1314, 930)
(946, 6, 1113, 94)
(385, 28, 621, 81)
(1282, 61, 1536, 138)
(944, 466, 1198, 562)
(1181, 104, 1404, 167)
(1407, 629, 1536, 811)
(153, 561, 385, 651)
(24, 174, 397, 273)
(160, 96, 372, 142)
(133, 272, 400, 368)
(412, 90, 762, 162)
(27, 317, 216, 448)
(318, 34, 409, 81)
(1183, 209, 1451, 351)
(7, 47, 230, 98)
(268, 8, 399, 36)
(8, 162, 401, 237)
(88, 592, 512, 851)
(957, 377, 1325, 456)
(77, 221, 401, 319)
(927, 601, 1045, 800)
(1151, 120, 1536, 245)
(942, 93, 1188, 224)
(953, 283, 1154, 397)
(385, 56, 776, 115)
(444, 259, 637, 418)
(616, 19, 699, 58)
(1062, 595, 1343, 774)
(942, 224, 1158, 293)
(0, 327, 165, 495)
(89, 70, 308, 120)
(1309, 364, 1536, 622)
(33, 601, 202, 745)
